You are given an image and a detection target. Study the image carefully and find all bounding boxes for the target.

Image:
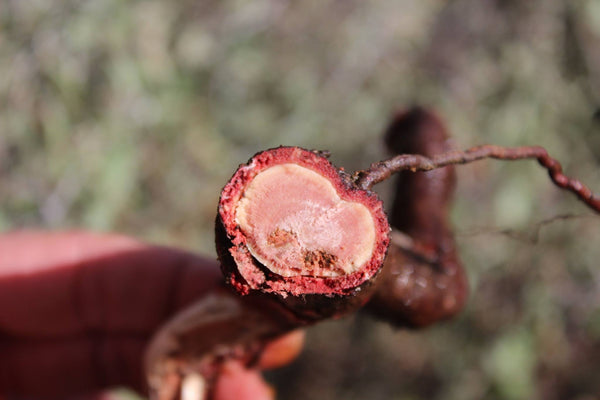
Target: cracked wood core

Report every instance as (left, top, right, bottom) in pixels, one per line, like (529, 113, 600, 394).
(235, 164, 376, 278)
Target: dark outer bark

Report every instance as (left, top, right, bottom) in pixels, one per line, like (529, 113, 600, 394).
(366, 107, 469, 328)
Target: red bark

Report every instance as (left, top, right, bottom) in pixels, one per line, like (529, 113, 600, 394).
(216, 146, 390, 319)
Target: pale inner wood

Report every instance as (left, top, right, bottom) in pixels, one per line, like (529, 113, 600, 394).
(235, 164, 376, 277)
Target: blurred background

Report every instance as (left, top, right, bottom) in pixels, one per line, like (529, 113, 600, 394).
(2, 0, 600, 399)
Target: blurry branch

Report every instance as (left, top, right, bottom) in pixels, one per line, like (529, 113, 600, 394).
(457, 213, 598, 244)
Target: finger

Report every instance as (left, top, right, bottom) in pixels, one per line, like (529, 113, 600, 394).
(213, 361, 274, 400)
(0, 230, 221, 336)
(258, 330, 305, 370)
(0, 230, 222, 396)
(212, 331, 305, 399)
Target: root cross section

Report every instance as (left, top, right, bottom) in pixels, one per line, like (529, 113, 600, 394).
(235, 164, 376, 277)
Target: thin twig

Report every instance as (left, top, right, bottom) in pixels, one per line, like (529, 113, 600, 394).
(353, 145, 600, 213)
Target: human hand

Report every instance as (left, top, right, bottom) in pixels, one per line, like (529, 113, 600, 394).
(0, 231, 303, 399)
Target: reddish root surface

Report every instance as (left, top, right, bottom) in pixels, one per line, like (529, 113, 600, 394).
(217, 147, 390, 299)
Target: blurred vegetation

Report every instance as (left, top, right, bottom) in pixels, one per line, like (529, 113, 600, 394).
(2, 0, 600, 399)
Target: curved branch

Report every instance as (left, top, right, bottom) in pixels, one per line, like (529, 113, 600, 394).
(354, 144, 600, 213)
